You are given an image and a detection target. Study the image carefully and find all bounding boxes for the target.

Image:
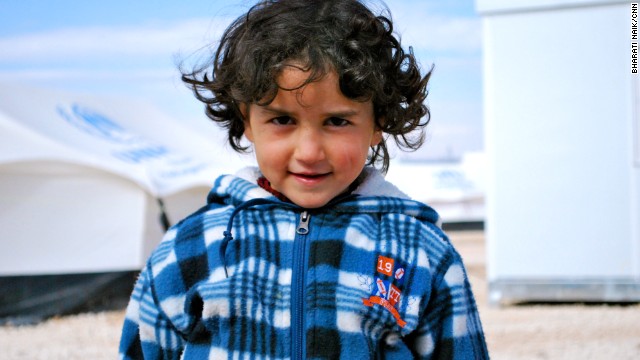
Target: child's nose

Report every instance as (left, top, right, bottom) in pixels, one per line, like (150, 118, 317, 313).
(293, 128, 326, 164)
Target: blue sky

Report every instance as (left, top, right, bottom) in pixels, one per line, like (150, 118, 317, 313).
(0, 0, 483, 161)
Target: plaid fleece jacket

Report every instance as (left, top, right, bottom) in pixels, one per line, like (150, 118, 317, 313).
(119, 167, 489, 359)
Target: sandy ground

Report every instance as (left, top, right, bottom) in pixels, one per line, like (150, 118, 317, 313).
(1, 230, 639, 359)
(452, 231, 640, 360)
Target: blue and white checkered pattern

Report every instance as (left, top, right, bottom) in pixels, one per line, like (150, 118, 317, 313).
(119, 167, 489, 359)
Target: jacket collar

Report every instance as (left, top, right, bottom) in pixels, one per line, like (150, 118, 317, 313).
(207, 166, 440, 226)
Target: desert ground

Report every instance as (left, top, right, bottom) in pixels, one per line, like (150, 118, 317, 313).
(1, 230, 639, 359)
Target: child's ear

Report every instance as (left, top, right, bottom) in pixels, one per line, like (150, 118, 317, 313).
(371, 117, 384, 146)
(371, 129, 383, 146)
(239, 103, 254, 143)
(244, 121, 254, 143)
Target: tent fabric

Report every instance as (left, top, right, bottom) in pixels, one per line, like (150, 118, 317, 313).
(0, 83, 250, 276)
(0, 271, 137, 325)
(0, 83, 243, 196)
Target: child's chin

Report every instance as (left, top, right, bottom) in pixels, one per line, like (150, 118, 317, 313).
(289, 195, 332, 209)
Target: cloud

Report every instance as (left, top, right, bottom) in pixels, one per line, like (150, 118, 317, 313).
(0, 18, 230, 64)
(0, 68, 177, 81)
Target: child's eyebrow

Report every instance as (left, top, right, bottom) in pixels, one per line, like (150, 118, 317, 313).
(257, 105, 290, 116)
(259, 104, 361, 118)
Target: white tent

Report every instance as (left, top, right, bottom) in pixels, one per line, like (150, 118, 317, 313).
(386, 152, 486, 224)
(0, 83, 249, 276)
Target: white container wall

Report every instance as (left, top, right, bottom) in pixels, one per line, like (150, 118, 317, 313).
(477, 0, 640, 304)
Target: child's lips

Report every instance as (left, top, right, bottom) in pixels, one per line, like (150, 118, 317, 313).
(290, 171, 331, 184)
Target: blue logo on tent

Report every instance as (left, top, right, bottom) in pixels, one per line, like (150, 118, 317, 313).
(57, 104, 139, 144)
(56, 103, 176, 164)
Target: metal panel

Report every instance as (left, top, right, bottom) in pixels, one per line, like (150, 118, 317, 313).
(480, 1, 640, 304)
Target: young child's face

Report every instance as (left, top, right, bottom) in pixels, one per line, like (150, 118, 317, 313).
(244, 65, 382, 208)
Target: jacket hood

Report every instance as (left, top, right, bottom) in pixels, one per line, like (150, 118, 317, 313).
(207, 166, 441, 227)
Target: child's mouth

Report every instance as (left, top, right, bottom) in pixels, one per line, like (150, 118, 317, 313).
(290, 172, 330, 183)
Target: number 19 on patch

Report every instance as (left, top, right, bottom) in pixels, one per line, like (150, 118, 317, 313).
(377, 255, 394, 276)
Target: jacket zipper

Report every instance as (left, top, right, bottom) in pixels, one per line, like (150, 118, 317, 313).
(291, 210, 310, 360)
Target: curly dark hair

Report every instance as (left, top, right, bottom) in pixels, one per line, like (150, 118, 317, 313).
(182, 0, 432, 173)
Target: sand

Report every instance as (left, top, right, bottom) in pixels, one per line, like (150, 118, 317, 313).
(453, 231, 640, 360)
(2, 230, 639, 359)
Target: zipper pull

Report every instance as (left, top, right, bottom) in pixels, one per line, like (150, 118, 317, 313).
(296, 211, 310, 235)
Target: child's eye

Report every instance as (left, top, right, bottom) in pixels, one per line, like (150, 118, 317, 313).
(326, 117, 350, 127)
(271, 116, 294, 125)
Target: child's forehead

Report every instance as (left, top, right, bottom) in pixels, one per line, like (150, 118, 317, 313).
(275, 63, 336, 92)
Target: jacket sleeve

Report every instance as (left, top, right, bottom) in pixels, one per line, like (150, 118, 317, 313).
(119, 265, 185, 360)
(409, 251, 489, 359)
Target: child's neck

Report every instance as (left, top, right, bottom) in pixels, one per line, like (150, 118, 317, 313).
(257, 177, 290, 202)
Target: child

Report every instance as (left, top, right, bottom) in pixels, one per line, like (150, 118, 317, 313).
(119, 0, 489, 358)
